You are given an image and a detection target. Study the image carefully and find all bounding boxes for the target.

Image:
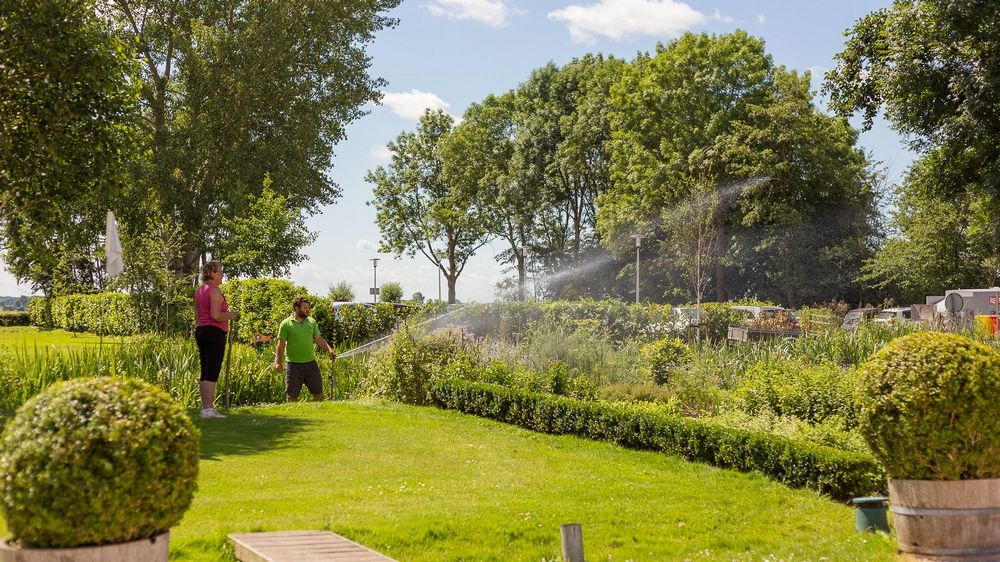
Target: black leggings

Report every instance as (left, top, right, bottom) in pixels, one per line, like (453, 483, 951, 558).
(195, 326, 227, 382)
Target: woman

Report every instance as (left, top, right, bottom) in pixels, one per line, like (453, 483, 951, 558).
(194, 261, 237, 419)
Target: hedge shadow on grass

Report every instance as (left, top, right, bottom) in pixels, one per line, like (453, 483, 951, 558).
(196, 411, 320, 460)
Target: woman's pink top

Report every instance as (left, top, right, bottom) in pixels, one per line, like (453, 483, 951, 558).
(194, 284, 229, 332)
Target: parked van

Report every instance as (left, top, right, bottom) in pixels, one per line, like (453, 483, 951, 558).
(841, 307, 877, 330)
(330, 301, 375, 319)
(729, 305, 800, 332)
(874, 307, 912, 323)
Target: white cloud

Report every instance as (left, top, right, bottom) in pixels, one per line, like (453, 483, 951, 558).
(423, 0, 512, 27)
(369, 145, 393, 163)
(548, 0, 707, 44)
(355, 239, 378, 252)
(710, 9, 733, 23)
(381, 89, 450, 121)
(755, 13, 766, 25)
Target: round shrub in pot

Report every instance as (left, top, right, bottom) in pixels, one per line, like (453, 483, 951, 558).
(856, 332, 1000, 558)
(0, 377, 199, 549)
(856, 331, 1000, 480)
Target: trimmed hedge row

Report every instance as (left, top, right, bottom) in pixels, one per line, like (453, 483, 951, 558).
(28, 280, 424, 349)
(28, 293, 141, 335)
(331, 302, 422, 349)
(0, 312, 30, 327)
(222, 278, 328, 345)
(450, 300, 761, 343)
(429, 379, 885, 501)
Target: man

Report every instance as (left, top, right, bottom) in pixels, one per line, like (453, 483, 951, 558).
(275, 296, 335, 402)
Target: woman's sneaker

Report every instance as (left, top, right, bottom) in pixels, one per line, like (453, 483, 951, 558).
(200, 408, 226, 419)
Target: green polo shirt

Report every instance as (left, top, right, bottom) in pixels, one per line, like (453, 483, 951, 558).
(277, 314, 319, 363)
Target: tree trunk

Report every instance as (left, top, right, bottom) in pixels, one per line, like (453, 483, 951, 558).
(447, 275, 457, 304)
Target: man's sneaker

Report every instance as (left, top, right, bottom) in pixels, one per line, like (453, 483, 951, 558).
(200, 408, 226, 419)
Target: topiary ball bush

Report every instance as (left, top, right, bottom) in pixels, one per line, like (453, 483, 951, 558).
(641, 338, 693, 385)
(0, 377, 200, 548)
(856, 332, 1000, 480)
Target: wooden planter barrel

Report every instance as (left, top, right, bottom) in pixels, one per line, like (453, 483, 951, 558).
(890, 479, 1000, 560)
(0, 532, 168, 562)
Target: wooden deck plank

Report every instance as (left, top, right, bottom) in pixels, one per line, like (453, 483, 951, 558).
(229, 531, 397, 562)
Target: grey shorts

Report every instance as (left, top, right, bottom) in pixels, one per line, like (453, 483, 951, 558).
(286, 360, 322, 397)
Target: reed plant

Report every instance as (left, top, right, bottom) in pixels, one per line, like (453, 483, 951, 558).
(787, 321, 923, 366)
(0, 335, 289, 414)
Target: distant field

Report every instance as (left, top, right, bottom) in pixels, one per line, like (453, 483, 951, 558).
(0, 326, 129, 353)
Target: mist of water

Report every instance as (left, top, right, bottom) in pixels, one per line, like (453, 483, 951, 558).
(541, 253, 618, 287)
(533, 175, 772, 290)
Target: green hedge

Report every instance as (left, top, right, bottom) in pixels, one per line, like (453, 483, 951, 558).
(27, 293, 141, 335)
(222, 278, 328, 344)
(429, 379, 885, 501)
(330, 302, 420, 349)
(447, 300, 762, 343)
(0, 312, 29, 327)
(28, 281, 419, 347)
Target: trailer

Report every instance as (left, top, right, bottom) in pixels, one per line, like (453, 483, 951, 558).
(726, 326, 800, 344)
(928, 288, 1000, 334)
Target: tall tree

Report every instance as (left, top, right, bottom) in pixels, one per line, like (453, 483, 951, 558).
(860, 151, 998, 303)
(213, 175, 316, 278)
(600, 31, 880, 306)
(441, 93, 530, 299)
(724, 69, 881, 306)
(367, 110, 492, 304)
(658, 175, 727, 309)
(101, 0, 400, 275)
(824, 0, 1000, 296)
(0, 0, 139, 293)
(503, 55, 624, 299)
(599, 31, 775, 302)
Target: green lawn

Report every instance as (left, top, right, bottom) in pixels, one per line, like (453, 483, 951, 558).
(158, 401, 896, 561)
(0, 326, 128, 353)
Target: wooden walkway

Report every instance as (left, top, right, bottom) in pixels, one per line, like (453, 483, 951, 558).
(229, 531, 397, 562)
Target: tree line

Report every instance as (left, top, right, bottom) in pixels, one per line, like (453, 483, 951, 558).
(3, 1, 997, 311)
(369, 31, 881, 307)
(371, 3, 1000, 308)
(1, 0, 400, 308)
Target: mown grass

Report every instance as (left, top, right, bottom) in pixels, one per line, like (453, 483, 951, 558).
(0, 326, 898, 559)
(164, 401, 896, 561)
(0, 326, 129, 351)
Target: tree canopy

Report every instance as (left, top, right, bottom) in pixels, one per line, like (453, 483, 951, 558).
(367, 110, 492, 304)
(103, 0, 400, 276)
(0, 0, 139, 293)
(825, 0, 1000, 296)
(1, 0, 401, 295)
(599, 31, 880, 306)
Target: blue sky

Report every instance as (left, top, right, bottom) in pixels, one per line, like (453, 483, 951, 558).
(1, 0, 913, 301)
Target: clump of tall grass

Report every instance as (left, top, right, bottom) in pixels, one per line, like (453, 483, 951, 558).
(510, 320, 616, 382)
(705, 410, 870, 454)
(787, 321, 923, 366)
(0, 335, 286, 413)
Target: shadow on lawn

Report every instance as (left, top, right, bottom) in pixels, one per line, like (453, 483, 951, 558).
(195, 411, 320, 460)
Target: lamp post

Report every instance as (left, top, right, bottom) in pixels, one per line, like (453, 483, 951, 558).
(370, 258, 380, 304)
(519, 245, 528, 302)
(431, 252, 442, 302)
(631, 234, 643, 304)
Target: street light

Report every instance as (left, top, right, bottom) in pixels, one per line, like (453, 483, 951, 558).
(370, 258, 380, 304)
(631, 234, 643, 304)
(431, 252, 442, 302)
(519, 245, 528, 302)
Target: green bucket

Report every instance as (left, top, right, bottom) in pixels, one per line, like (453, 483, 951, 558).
(852, 496, 889, 533)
